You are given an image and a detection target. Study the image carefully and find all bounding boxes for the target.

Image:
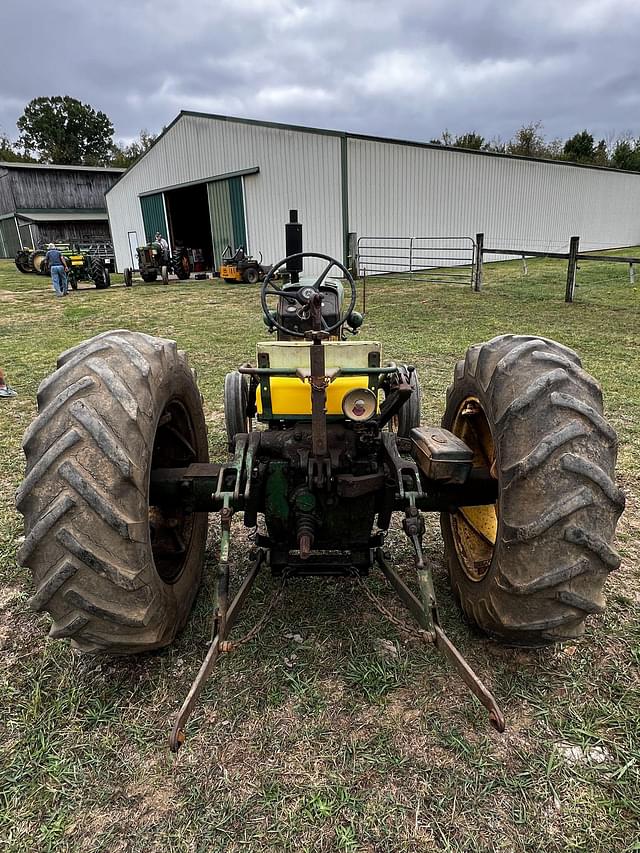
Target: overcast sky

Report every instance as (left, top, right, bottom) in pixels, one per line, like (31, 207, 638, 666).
(2, 0, 639, 148)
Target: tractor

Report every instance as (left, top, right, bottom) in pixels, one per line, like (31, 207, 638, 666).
(219, 244, 271, 284)
(15, 245, 113, 289)
(16, 211, 624, 751)
(124, 242, 192, 286)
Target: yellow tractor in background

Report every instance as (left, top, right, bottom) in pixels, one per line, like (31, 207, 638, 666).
(219, 244, 271, 283)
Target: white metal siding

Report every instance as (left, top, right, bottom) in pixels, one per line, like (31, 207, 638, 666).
(347, 137, 640, 254)
(106, 115, 343, 272)
(108, 114, 640, 276)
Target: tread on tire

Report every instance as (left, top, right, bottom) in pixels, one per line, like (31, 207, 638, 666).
(16, 330, 209, 654)
(441, 334, 624, 646)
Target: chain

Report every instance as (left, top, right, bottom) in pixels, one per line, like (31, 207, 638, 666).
(350, 570, 430, 642)
(219, 578, 285, 652)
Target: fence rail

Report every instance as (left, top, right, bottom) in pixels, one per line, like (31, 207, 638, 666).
(476, 233, 640, 301)
(356, 235, 476, 286)
(352, 232, 638, 303)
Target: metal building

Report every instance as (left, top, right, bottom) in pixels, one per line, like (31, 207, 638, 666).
(0, 162, 123, 258)
(105, 111, 640, 274)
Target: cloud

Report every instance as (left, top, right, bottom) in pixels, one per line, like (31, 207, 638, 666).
(0, 0, 639, 148)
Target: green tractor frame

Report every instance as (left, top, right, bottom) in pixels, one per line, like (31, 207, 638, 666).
(15, 245, 113, 289)
(16, 211, 624, 751)
(123, 243, 192, 286)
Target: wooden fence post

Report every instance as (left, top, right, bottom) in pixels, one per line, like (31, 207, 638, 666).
(474, 233, 484, 291)
(565, 236, 580, 303)
(630, 263, 635, 286)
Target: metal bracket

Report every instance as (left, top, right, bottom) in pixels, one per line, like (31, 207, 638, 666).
(169, 548, 265, 752)
(375, 537, 505, 732)
(381, 432, 423, 502)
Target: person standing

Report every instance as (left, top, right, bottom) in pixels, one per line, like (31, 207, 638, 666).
(45, 243, 68, 297)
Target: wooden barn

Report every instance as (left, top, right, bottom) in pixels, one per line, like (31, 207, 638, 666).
(0, 161, 124, 257)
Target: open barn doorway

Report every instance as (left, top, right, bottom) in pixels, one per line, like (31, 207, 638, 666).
(165, 183, 214, 270)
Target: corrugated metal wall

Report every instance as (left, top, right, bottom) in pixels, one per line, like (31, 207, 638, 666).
(140, 193, 167, 243)
(106, 115, 343, 273)
(346, 137, 640, 253)
(107, 114, 640, 276)
(207, 176, 247, 266)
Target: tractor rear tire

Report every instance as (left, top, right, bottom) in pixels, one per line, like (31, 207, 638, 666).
(15, 251, 31, 273)
(16, 330, 209, 654)
(441, 334, 624, 646)
(224, 371, 251, 451)
(30, 250, 47, 275)
(396, 367, 421, 438)
(91, 257, 111, 289)
(173, 253, 191, 280)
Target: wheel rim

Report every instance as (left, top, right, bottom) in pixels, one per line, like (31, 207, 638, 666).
(150, 398, 200, 584)
(450, 396, 498, 581)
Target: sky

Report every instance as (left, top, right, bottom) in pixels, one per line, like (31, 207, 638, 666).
(1, 0, 639, 148)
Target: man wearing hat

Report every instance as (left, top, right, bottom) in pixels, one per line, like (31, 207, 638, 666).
(45, 242, 69, 297)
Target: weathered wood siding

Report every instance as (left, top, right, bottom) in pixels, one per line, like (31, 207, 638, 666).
(0, 170, 16, 215)
(36, 221, 112, 245)
(6, 168, 117, 210)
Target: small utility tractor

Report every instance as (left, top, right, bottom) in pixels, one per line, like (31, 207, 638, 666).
(16, 212, 624, 751)
(219, 244, 271, 284)
(124, 242, 192, 286)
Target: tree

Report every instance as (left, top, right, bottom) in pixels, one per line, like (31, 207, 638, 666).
(16, 96, 114, 165)
(593, 139, 609, 167)
(485, 136, 506, 153)
(454, 132, 485, 150)
(506, 121, 548, 158)
(563, 130, 595, 164)
(110, 129, 159, 168)
(0, 131, 34, 162)
(610, 137, 640, 171)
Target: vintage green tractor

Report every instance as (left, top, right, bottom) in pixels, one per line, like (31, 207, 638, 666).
(16, 212, 624, 751)
(18, 245, 113, 289)
(123, 243, 192, 286)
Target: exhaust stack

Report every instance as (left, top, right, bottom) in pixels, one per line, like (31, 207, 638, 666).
(285, 209, 303, 284)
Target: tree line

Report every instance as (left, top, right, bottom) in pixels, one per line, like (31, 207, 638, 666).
(0, 96, 159, 169)
(429, 121, 640, 171)
(2, 96, 640, 173)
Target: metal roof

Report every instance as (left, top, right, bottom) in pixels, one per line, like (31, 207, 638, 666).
(16, 210, 109, 222)
(105, 110, 640, 196)
(0, 161, 124, 173)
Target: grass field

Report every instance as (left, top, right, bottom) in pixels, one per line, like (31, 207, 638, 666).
(0, 255, 638, 853)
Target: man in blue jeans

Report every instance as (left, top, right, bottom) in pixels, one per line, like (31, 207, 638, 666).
(45, 243, 68, 296)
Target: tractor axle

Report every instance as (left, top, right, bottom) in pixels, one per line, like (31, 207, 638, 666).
(150, 463, 498, 515)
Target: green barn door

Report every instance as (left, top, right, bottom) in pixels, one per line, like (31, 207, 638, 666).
(207, 177, 246, 268)
(140, 193, 167, 243)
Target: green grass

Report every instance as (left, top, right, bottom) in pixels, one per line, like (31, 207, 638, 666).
(0, 255, 638, 852)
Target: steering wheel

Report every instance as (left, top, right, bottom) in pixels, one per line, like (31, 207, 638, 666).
(261, 252, 357, 338)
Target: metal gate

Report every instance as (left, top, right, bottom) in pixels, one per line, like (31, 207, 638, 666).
(356, 236, 476, 285)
